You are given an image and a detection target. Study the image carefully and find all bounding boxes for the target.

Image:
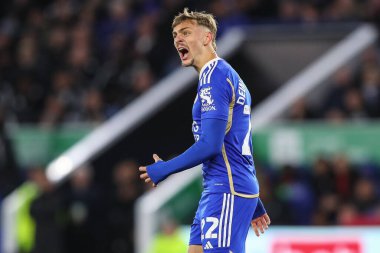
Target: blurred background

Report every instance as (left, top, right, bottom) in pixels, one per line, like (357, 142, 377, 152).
(0, 0, 380, 253)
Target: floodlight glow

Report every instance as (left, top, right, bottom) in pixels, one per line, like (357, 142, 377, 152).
(46, 156, 74, 183)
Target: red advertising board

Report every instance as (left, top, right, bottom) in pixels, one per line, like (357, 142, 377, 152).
(272, 237, 361, 253)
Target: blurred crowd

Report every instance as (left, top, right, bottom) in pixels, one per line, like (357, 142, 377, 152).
(16, 160, 145, 253)
(17, 155, 380, 253)
(0, 0, 379, 127)
(288, 46, 380, 122)
(11, 154, 380, 253)
(258, 155, 380, 226)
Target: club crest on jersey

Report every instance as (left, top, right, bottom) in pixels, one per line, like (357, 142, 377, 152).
(200, 87, 216, 112)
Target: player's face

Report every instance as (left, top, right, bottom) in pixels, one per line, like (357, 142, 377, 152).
(173, 20, 205, 68)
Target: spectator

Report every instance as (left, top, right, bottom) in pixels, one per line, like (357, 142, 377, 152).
(29, 167, 64, 253)
(323, 0, 358, 21)
(13, 74, 45, 123)
(275, 165, 314, 224)
(324, 66, 354, 113)
(16, 172, 39, 253)
(311, 157, 335, 198)
(313, 193, 339, 225)
(337, 202, 359, 225)
(208, 0, 251, 35)
(360, 64, 380, 117)
(255, 164, 289, 225)
(40, 69, 82, 127)
(324, 107, 346, 124)
(278, 0, 300, 23)
(45, 25, 70, 72)
(288, 97, 315, 120)
(63, 164, 106, 253)
(106, 159, 144, 253)
(125, 63, 155, 103)
(331, 154, 358, 201)
(343, 88, 368, 120)
(352, 177, 380, 214)
(0, 105, 18, 198)
(299, 2, 319, 23)
(134, 13, 158, 56)
(150, 218, 187, 253)
(365, 0, 380, 29)
(77, 88, 105, 124)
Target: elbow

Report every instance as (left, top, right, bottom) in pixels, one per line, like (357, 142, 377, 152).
(211, 145, 223, 157)
(198, 134, 224, 160)
(204, 142, 223, 159)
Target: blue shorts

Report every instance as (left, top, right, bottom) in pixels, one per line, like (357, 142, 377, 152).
(189, 192, 258, 253)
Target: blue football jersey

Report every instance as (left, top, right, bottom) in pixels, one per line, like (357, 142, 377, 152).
(192, 58, 259, 198)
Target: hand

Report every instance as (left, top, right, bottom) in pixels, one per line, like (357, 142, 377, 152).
(251, 213, 270, 237)
(139, 154, 162, 187)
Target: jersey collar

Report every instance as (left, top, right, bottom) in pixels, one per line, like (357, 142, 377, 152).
(199, 57, 220, 80)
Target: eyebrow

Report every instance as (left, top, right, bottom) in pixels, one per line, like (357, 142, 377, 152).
(172, 27, 191, 36)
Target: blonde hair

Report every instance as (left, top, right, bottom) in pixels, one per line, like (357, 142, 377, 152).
(172, 8, 218, 50)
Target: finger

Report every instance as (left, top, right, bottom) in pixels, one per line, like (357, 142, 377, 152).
(145, 178, 151, 183)
(261, 217, 269, 230)
(257, 220, 265, 234)
(153, 154, 162, 162)
(251, 222, 260, 237)
(152, 183, 156, 187)
(139, 166, 147, 172)
(264, 214, 271, 225)
(140, 173, 148, 180)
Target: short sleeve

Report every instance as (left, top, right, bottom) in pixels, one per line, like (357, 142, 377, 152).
(198, 68, 232, 121)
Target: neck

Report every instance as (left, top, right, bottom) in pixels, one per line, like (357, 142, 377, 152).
(194, 50, 218, 73)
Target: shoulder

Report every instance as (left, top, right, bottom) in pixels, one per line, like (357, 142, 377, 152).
(198, 60, 235, 103)
(199, 58, 233, 86)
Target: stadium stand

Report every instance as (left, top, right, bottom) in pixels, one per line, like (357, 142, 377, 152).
(0, 0, 380, 253)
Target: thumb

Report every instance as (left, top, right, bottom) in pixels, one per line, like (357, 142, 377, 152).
(153, 154, 162, 162)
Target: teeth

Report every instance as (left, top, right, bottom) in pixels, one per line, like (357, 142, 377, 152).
(178, 47, 187, 53)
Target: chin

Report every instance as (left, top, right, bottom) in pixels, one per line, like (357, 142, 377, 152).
(181, 59, 194, 67)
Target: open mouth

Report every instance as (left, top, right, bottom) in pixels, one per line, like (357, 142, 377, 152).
(178, 47, 189, 60)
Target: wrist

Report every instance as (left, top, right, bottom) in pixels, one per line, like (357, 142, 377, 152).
(252, 198, 266, 220)
(147, 161, 166, 185)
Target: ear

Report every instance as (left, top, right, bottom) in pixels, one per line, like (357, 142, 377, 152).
(203, 31, 213, 46)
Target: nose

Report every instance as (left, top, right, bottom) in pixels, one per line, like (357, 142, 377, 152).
(174, 34, 183, 45)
